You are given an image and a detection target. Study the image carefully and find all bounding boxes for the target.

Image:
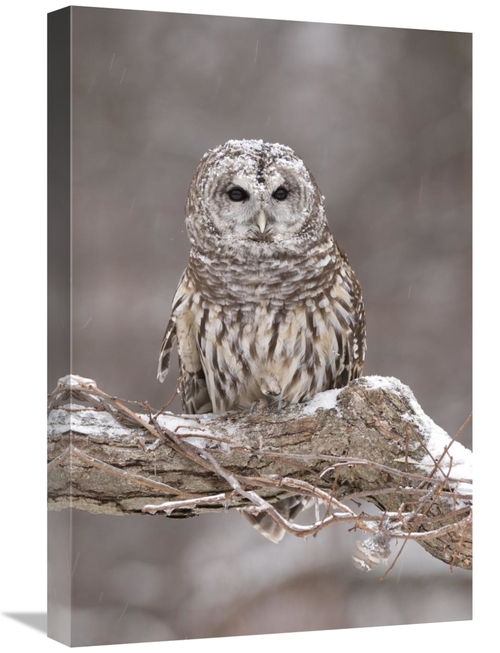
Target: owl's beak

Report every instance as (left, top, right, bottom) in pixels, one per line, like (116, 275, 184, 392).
(256, 211, 267, 234)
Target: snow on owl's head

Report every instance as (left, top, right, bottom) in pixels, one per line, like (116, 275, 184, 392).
(185, 139, 329, 253)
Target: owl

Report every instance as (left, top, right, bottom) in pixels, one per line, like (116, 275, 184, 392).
(158, 139, 366, 542)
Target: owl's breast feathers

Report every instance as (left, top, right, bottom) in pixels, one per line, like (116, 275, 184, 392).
(158, 235, 366, 414)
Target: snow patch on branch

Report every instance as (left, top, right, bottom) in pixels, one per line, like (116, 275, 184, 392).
(361, 375, 405, 393)
(150, 413, 222, 450)
(48, 407, 132, 438)
(363, 375, 472, 497)
(301, 388, 342, 414)
(57, 374, 97, 388)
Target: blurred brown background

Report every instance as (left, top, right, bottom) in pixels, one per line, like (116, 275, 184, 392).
(48, 7, 472, 646)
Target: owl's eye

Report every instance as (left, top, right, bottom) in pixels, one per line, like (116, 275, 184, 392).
(272, 187, 288, 201)
(227, 186, 249, 202)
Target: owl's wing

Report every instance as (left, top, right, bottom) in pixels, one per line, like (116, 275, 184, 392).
(157, 316, 177, 383)
(157, 271, 192, 382)
(157, 272, 213, 415)
(330, 244, 367, 386)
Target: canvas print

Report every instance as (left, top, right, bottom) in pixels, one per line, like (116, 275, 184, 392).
(47, 6, 472, 647)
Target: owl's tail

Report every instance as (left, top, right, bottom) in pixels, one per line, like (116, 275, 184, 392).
(238, 496, 312, 543)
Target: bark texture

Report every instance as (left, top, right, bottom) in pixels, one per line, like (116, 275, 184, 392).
(47, 375, 472, 571)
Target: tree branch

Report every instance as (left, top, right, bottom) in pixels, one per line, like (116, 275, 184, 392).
(47, 374, 472, 572)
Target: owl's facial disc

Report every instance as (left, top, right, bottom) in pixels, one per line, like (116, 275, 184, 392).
(186, 140, 326, 251)
(209, 172, 312, 244)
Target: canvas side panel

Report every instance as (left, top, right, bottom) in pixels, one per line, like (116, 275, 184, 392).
(47, 6, 72, 646)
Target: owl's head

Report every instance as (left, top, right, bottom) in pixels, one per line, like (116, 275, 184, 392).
(185, 140, 329, 254)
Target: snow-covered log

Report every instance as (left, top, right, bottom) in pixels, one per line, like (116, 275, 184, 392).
(47, 375, 472, 572)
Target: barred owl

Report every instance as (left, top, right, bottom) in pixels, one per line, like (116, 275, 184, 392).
(158, 139, 366, 542)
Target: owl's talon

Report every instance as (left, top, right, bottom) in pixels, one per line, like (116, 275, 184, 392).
(272, 398, 287, 412)
(249, 399, 267, 413)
